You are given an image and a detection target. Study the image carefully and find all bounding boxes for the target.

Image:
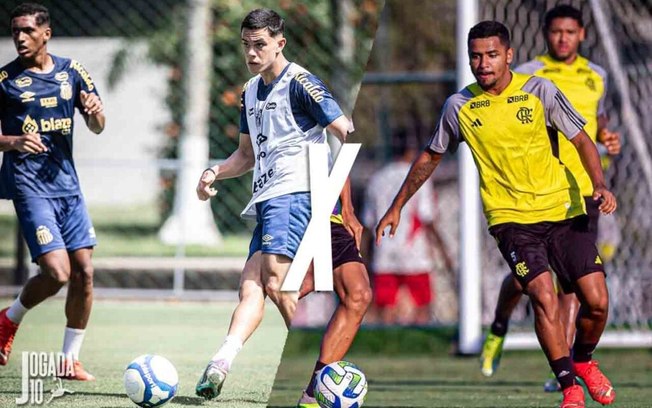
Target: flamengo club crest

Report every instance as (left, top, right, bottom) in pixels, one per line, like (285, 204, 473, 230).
(16, 352, 74, 405)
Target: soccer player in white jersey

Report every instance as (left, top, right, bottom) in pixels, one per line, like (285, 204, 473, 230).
(194, 9, 365, 402)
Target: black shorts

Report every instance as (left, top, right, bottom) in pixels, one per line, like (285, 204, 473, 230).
(331, 222, 363, 269)
(489, 217, 605, 294)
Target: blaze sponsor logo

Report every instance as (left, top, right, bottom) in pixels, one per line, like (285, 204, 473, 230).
(22, 115, 38, 134)
(40, 117, 73, 134)
(21, 115, 73, 135)
(70, 60, 94, 91)
(19, 91, 35, 103)
(0, 70, 7, 83)
(507, 94, 529, 103)
(36, 226, 54, 245)
(40, 97, 58, 108)
(294, 72, 325, 102)
(54, 71, 69, 82)
(15, 77, 32, 88)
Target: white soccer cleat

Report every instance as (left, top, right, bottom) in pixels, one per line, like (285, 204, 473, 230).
(195, 360, 229, 400)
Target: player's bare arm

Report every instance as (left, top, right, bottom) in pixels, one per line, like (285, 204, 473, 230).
(596, 114, 621, 155)
(80, 90, 105, 134)
(375, 149, 443, 244)
(570, 130, 617, 214)
(340, 178, 363, 250)
(0, 133, 48, 154)
(196, 133, 255, 201)
(326, 115, 351, 143)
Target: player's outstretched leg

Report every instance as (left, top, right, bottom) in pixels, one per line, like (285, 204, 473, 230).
(59, 248, 95, 381)
(526, 273, 586, 408)
(480, 273, 522, 376)
(196, 252, 265, 400)
(572, 272, 614, 405)
(298, 261, 371, 408)
(1, 250, 71, 365)
(262, 253, 298, 328)
(544, 291, 580, 392)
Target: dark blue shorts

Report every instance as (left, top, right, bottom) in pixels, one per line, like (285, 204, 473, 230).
(14, 195, 96, 263)
(248, 192, 311, 260)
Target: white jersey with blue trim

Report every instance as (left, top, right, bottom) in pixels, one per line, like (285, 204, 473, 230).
(241, 62, 335, 218)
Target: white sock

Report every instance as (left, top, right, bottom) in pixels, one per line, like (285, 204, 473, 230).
(6, 297, 29, 324)
(211, 335, 243, 369)
(62, 328, 86, 361)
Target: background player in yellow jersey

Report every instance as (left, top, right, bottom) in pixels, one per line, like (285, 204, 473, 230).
(480, 5, 622, 392)
(376, 21, 617, 408)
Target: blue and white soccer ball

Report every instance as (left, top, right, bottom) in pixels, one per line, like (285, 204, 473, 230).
(314, 361, 368, 408)
(124, 355, 179, 407)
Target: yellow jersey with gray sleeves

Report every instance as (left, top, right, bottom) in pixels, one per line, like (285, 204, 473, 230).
(428, 72, 586, 227)
(516, 54, 607, 197)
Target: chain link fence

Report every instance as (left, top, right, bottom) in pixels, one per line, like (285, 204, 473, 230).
(481, 0, 652, 329)
(353, 0, 652, 331)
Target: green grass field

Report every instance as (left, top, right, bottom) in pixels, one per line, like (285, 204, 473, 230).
(0, 298, 287, 407)
(268, 328, 652, 407)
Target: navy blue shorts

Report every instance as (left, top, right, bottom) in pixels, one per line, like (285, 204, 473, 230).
(14, 195, 96, 263)
(248, 192, 311, 259)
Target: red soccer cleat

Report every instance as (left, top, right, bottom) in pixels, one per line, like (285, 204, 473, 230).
(560, 384, 585, 408)
(574, 360, 615, 405)
(0, 307, 19, 366)
(59, 360, 96, 381)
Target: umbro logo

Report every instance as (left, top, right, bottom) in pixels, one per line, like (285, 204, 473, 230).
(471, 118, 483, 128)
(262, 234, 273, 245)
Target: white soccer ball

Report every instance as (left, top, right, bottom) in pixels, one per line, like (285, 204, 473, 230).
(124, 355, 179, 407)
(314, 361, 368, 408)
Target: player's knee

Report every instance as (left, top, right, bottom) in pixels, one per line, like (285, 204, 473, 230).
(45, 267, 70, 285)
(72, 264, 94, 286)
(345, 285, 372, 315)
(585, 297, 608, 321)
(530, 290, 559, 321)
(264, 278, 283, 301)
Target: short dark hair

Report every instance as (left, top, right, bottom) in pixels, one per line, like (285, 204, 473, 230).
(544, 5, 584, 30)
(468, 21, 510, 48)
(241, 8, 284, 37)
(10, 3, 50, 27)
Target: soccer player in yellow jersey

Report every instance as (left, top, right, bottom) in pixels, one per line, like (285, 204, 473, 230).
(479, 4, 622, 393)
(376, 21, 616, 408)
